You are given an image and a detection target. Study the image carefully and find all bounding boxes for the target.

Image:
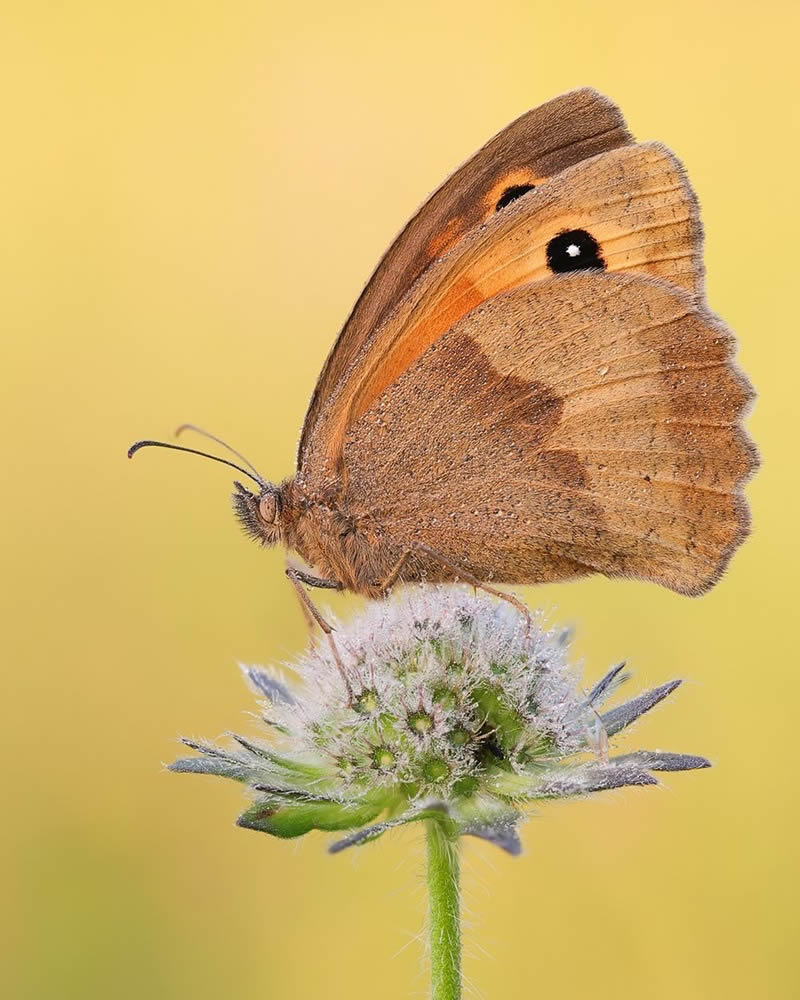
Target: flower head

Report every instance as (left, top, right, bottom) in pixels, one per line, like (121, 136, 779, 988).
(170, 587, 709, 854)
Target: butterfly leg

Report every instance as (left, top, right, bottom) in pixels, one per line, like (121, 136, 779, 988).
(287, 567, 345, 591)
(376, 549, 412, 595)
(408, 541, 533, 634)
(286, 567, 317, 634)
(285, 566, 353, 702)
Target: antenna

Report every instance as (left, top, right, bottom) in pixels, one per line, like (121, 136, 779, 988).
(127, 440, 266, 489)
(175, 423, 266, 484)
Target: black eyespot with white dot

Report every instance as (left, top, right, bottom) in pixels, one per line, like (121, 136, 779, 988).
(546, 229, 605, 273)
(495, 183, 535, 211)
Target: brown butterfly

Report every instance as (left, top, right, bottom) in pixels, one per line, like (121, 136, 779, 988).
(130, 88, 757, 615)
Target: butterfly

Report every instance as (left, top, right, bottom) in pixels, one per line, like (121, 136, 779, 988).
(130, 88, 757, 611)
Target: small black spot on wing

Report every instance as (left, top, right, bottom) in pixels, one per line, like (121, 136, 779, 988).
(495, 184, 536, 211)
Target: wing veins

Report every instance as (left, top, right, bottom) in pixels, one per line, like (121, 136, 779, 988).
(555, 360, 730, 399)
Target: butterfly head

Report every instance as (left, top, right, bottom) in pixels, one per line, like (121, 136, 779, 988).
(231, 481, 282, 546)
(128, 426, 284, 547)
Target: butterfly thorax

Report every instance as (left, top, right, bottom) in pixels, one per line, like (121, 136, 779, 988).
(280, 478, 398, 596)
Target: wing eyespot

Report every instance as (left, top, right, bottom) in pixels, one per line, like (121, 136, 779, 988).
(546, 229, 605, 273)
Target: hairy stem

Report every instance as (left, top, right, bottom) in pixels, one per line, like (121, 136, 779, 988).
(426, 820, 461, 1000)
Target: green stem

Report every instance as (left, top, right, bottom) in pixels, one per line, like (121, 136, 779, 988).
(426, 820, 461, 1000)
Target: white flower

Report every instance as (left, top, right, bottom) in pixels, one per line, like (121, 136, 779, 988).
(171, 587, 709, 854)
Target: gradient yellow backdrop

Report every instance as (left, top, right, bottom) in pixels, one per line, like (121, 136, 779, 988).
(2, 2, 797, 997)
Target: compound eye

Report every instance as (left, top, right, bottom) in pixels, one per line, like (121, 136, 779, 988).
(258, 492, 278, 524)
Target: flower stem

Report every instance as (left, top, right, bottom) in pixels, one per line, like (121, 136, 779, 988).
(426, 820, 461, 1000)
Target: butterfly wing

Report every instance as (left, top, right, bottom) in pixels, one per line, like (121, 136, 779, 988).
(338, 271, 756, 595)
(300, 140, 705, 488)
(298, 88, 632, 470)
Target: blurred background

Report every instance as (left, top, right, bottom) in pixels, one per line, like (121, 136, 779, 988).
(2, 2, 797, 997)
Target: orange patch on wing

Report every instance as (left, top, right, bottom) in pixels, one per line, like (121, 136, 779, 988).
(424, 223, 553, 332)
(427, 216, 466, 259)
(351, 274, 484, 422)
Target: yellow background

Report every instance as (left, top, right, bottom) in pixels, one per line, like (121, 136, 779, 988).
(2, 2, 797, 997)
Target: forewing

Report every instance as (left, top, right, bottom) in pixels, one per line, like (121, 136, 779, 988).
(298, 89, 632, 470)
(300, 141, 703, 488)
(338, 272, 756, 596)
